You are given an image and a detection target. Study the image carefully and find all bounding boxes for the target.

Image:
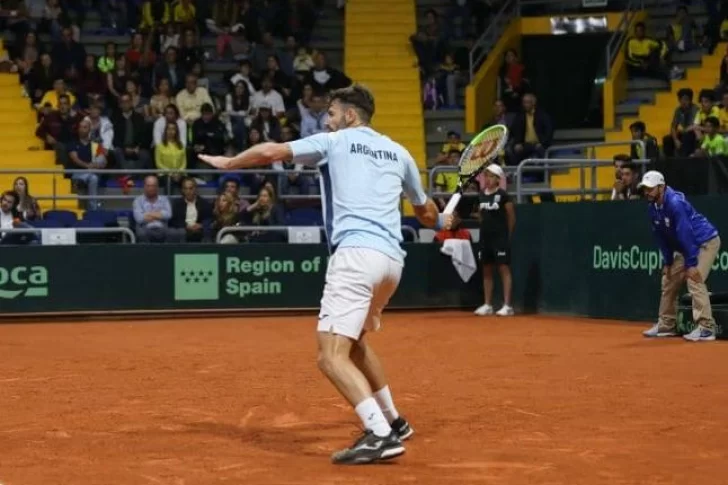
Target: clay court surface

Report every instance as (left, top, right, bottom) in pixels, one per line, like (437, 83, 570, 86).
(1, 312, 727, 485)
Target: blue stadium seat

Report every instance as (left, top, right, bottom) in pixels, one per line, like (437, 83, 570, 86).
(30, 219, 65, 229)
(83, 210, 118, 226)
(43, 210, 78, 227)
(74, 219, 104, 228)
(287, 208, 323, 226)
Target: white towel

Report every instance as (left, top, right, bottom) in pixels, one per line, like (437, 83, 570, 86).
(440, 239, 477, 282)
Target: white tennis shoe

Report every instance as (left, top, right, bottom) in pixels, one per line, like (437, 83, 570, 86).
(495, 305, 514, 317)
(474, 304, 494, 316)
(642, 323, 678, 338)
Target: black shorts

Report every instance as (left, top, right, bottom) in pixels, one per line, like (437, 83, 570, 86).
(479, 235, 511, 265)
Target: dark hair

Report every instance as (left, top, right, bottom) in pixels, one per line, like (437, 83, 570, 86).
(705, 116, 720, 128)
(629, 121, 646, 132)
(699, 90, 715, 103)
(613, 154, 631, 163)
(329, 84, 375, 122)
(181, 176, 196, 189)
(677, 88, 694, 100)
(621, 162, 639, 173)
(2, 190, 19, 209)
(635, 21, 645, 29)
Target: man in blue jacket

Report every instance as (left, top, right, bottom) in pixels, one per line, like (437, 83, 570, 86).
(638, 171, 721, 341)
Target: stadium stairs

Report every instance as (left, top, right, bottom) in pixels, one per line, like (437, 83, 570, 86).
(344, 0, 424, 216)
(0, 39, 78, 213)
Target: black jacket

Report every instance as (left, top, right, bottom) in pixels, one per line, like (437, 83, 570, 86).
(170, 196, 213, 229)
(111, 111, 149, 148)
(511, 109, 554, 148)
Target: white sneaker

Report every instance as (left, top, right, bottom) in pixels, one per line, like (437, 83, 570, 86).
(495, 305, 514, 317)
(682, 326, 716, 342)
(474, 304, 493, 316)
(642, 323, 678, 338)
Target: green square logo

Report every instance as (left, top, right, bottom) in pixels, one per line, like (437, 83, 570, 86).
(174, 254, 220, 301)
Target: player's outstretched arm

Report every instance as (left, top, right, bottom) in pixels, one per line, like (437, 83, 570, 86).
(199, 142, 293, 170)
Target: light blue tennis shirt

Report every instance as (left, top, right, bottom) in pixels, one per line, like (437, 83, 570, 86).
(287, 126, 428, 264)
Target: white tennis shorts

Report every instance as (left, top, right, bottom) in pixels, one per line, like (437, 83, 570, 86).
(317, 247, 403, 340)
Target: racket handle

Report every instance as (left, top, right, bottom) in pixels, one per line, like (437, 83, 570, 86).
(443, 193, 462, 215)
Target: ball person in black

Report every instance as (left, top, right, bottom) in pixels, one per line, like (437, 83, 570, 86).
(473, 164, 516, 317)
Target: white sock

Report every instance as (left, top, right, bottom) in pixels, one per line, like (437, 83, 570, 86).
(373, 385, 400, 423)
(354, 397, 391, 437)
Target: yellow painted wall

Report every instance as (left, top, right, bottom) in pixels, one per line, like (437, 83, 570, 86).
(345, 0, 424, 216)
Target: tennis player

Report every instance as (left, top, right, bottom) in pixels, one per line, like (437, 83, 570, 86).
(639, 171, 721, 341)
(200, 84, 446, 464)
(473, 164, 515, 317)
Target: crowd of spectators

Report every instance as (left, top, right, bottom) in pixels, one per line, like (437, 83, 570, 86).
(1, 0, 354, 242)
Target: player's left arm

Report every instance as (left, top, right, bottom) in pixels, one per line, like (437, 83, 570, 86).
(504, 199, 516, 238)
(199, 132, 332, 170)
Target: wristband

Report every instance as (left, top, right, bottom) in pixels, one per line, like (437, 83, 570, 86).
(434, 213, 446, 230)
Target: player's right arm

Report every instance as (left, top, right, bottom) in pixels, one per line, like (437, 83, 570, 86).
(199, 132, 333, 170)
(402, 152, 447, 229)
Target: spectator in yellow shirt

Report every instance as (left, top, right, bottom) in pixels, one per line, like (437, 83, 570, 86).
(693, 91, 720, 140)
(626, 21, 669, 81)
(155, 121, 187, 190)
(434, 149, 461, 210)
(694, 117, 727, 157)
(37, 79, 77, 110)
(139, 0, 171, 32)
(173, 0, 196, 27)
(718, 92, 728, 136)
(435, 130, 466, 164)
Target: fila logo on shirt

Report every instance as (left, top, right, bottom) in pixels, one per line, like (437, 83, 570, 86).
(479, 194, 501, 211)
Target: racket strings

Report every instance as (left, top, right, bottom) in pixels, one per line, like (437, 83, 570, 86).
(460, 128, 506, 176)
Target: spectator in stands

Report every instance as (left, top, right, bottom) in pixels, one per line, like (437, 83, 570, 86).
(433, 149, 461, 210)
(433, 209, 471, 243)
(0, 190, 36, 246)
(159, 22, 180, 52)
(153, 104, 187, 148)
(212, 192, 241, 243)
(499, 49, 528, 113)
(435, 53, 461, 109)
(190, 62, 209, 90)
(629, 121, 659, 160)
(133, 175, 181, 243)
(191, 103, 227, 178)
(273, 125, 314, 195)
(300, 93, 327, 138)
(155, 121, 187, 191)
(13, 31, 40, 92)
(694, 117, 727, 157)
(612, 162, 640, 201)
(78, 54, 107, 109)
(149, 77, 174, 120)
(12, 177, 41, 221)
(610, 153, 631, 201)
(663, 88, 699, 157)
(37, 78, 76, 110)
(43, 0, 63, 39)
(666, 6, 698, 53)
(125, 33, 147, 71)
(112, 93, 151, 175)
(626, 22, 669, 81)
(206, 1, 243, 58)
(170, 177, 212, 242)
(85, 102, 114, 152)
(250, 103, 281, 142)
(264, 55, 294, 104)
(243, 127, 271, 193)
(139, 0, 171, 33)
(106, 54, 130, 109)
(410, 8, 446, 77)
(242, 185, 285, 242)
(69, 119, 105, 210)
(179, 28, 204, 72)
(293, 45, 314, 74)
(251, 31, 280, 73)
(509, 93, 553, 166)
(719, 91, 728, 136)
(51, 26, 86, 82)
(154, 47, 185, 92)
(229, 59, 258, 95)
(486, 99, 515, 131)
(719, 44, 728, 92)
(125, 79, 149, 116)
(225, 81, 253, 151)
(305, 52, 352, 92)
(173, 0, 196, 28)
(252, 75, 286, 118)
(176, 73, 213, 123)
(97, 42, 117, 74)
(27, 52, 55, 103)
(220, 177, 250, 212)
(35, 93, 80, 164)
(693, 90, 720, 140)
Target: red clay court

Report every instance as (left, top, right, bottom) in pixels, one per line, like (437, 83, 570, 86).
(1, 311, 727, 485)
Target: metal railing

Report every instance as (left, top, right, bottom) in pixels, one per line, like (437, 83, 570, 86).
(545, 140, 647, 159)
(514, 158, 651, 203)
(604, 0, 644, 78)
(0, 227, 136, 243)
(216, 225, 419, 243)
(428, 165, 518, 198)
(468, 0, 517, 79)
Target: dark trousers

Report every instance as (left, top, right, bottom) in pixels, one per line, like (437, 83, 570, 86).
(663, 131, 697, 158)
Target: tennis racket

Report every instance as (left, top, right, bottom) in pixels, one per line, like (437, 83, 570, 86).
(442, 124, 509, 215)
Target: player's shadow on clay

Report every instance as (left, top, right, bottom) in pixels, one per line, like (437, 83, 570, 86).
(181, 420, 399, 462)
